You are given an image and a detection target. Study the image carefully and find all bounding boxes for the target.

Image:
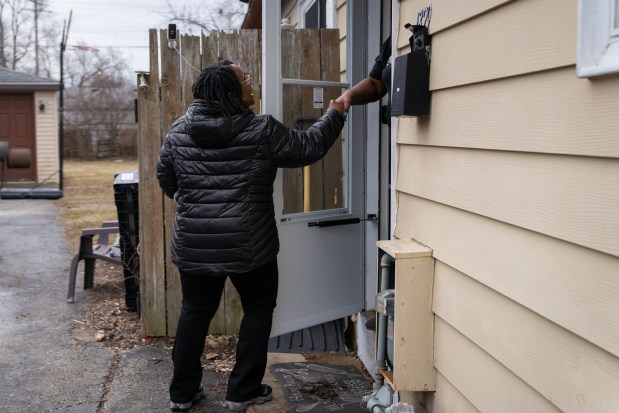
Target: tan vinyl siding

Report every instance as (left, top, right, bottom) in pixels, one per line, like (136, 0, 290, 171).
(427, 0, 577, 90)
(397, 68, 619, 158)
(435, 372, 481, 413)
(435, 317, 562, 413)
(33, 90, 59, 184)
(397, 146, 619, 256)
(394, 0, 619, 411)
(396, 195, 619, 359)
(434, 264, 619, 412)
(398, 0, 513, 36)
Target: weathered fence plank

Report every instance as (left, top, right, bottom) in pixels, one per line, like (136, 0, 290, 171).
(181, 34, 201, 110)
(138, 29, 166, 336)
(201, 31, 218, 67)
(160, 28, 184, 336)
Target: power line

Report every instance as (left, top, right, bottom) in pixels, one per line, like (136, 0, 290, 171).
(41, 45, 149, 49)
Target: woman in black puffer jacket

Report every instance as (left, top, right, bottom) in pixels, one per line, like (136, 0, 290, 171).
(157, 61, 345, 412)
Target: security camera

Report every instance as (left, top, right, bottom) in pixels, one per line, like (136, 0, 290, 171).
(168, 24, 177, 40)
(168, 24, 177, 49)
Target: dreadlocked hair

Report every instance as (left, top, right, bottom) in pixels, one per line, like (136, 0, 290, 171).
(191, 62, 250, 117)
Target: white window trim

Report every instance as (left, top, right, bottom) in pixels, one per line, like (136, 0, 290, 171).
(297, 0, 337, 29)
(577, 0, 619, 77)
(612, 0, 619, 36)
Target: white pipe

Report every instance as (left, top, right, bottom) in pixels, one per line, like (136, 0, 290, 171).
(374, 252, 394, 388)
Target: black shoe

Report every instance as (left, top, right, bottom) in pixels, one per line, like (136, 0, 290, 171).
(170, 385, 205, 411)
(223, 384, 273, 411)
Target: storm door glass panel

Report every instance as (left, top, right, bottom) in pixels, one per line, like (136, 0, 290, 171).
(280, 24, 348, 215)
(281, 84, 346, 214)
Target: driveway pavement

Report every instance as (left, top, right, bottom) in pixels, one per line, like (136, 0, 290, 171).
(0, 199, 299, 412)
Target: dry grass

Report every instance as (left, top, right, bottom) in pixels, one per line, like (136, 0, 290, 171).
(57, 158, 174, 349)
(56, 159, 138, 250)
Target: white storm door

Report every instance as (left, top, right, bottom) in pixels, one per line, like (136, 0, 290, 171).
(262, 0, 370, 337)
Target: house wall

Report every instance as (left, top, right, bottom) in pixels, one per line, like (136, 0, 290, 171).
(393, 0, 619, 411)
(33, 90, 59, 185)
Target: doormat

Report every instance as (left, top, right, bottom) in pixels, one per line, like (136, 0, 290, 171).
(268, 319, 347, 354)
(270, 362, 373, 412)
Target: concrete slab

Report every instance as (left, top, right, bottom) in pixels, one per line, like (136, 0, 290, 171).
(0, 199, 114, 412)
(250, 352, 306, 413)
(0, 198, 369, 413)
(103, 347, 304, 412)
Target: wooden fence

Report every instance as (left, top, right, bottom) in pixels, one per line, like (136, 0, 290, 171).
(137, 28, 341, 336)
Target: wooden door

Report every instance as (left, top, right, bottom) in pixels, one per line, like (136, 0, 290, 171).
(0, 94, 36, 182)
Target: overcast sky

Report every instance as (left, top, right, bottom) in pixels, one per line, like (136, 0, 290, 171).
(47, 0, 193, 73)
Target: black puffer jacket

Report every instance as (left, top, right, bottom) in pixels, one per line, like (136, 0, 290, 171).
(157, 100, 345, 275)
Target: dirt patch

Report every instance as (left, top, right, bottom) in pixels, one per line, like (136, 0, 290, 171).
(68, 260, 367, 380)
(60, 159, 368, 383)
(69, 261, 238, 375)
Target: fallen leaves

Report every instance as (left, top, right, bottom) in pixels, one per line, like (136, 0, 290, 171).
(70, 261, 238, 375)
(70, 262, 173, 351)
(95, 330, 106, 342)
(202, 335, 237, 374)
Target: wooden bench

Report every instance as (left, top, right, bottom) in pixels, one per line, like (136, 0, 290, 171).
(67, 221, 122, 303)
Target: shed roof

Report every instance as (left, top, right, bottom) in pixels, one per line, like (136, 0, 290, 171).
(0, 67, 60, 91)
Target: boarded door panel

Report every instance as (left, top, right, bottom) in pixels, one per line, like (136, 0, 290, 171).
(0, 94, 36, 181)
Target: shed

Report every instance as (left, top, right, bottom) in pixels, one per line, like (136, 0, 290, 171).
(0, 66, 62, 199)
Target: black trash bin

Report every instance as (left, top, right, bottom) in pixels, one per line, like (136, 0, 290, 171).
(113, 171, 140, 312)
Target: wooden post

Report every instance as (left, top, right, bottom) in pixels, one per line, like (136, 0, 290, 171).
(138, 29, 167, 336)
(181, 34, 201, 110)
(160, 28, 183, 336)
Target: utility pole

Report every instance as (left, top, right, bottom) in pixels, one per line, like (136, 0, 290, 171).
(33, 0, 39, 75)
(59, 10, 72, 191)
(26, 0, 48, 76)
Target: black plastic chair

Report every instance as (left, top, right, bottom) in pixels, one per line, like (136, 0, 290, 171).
(67, 221, 122, 303)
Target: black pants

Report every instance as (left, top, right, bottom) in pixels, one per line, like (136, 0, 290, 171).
(169, 261, 278, 403)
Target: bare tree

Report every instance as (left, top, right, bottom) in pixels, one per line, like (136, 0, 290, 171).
(63, 47, 137, 159)
(0, 0, 57, 74)
(0, 0, 36, 70)
(36, 20, 60, 78)
(0, 1, 6, 66)
(159, 0, 247, 34)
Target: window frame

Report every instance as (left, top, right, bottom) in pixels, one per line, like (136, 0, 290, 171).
(577, 0, 619, 77)
(297, 0, 336, 29)
(612, 0, 619, 36)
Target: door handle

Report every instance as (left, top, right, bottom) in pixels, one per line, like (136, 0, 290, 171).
(308, 218, 360, 227)
(307, 215, 376, 228)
